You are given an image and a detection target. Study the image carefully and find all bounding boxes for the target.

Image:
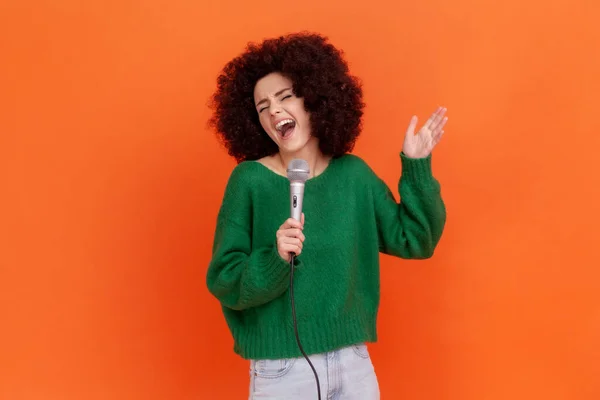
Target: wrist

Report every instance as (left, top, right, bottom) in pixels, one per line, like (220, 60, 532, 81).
(401, 150, 430, 159)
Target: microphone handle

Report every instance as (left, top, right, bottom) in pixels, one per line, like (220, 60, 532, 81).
(290, 181, 305, 222)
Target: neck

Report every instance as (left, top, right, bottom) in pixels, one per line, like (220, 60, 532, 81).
(277, 138, 329, 178)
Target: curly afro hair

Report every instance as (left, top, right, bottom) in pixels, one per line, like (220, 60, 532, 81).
(208, 32, 365, 163)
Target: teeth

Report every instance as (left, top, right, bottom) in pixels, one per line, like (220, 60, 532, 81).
(275, 119, 294, 131)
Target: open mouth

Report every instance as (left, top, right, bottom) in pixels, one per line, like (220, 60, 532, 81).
(275, 119, 296, 139)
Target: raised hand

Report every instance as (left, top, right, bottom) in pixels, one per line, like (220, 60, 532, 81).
(402, 106, 448, 159)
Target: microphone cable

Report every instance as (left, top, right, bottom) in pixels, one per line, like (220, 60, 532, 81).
(289, 253, 321, 400)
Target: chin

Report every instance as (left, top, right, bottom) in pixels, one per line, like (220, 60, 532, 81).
(280, 140, 311, 154)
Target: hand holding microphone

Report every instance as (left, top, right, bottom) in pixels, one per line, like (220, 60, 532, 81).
(276, 214, 305, 262)
(276, 159, 310, 263)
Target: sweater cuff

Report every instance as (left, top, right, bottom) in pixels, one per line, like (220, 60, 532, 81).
(400, 152, 434, 184)
(259, 247, 301, 288)
(262, 247, 292, 287)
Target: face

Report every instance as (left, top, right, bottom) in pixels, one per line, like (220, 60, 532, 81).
(253, 72, 313, 154)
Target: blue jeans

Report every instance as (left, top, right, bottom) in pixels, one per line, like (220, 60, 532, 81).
(248, 343, 380, 399)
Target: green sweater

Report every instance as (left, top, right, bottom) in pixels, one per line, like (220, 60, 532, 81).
(206, 153, 446, 360)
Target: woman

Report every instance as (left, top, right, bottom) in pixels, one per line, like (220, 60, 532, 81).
(206, 32, 447, 399)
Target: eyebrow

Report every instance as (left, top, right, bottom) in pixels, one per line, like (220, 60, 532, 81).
(255, 87, 292, 108)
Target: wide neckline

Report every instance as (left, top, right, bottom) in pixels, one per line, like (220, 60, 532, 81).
(251, 155, 341, 184)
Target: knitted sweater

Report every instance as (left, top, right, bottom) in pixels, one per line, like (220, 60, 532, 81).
(206, 153, 446, 360)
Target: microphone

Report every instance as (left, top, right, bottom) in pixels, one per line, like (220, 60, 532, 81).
(286, 158, 322, 400)
(286, 159, 310, 222)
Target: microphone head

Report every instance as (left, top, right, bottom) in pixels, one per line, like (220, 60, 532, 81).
(287, 159, 310, 183)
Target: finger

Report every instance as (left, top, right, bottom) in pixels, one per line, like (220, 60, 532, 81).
(432, 116, 448, 136)
(282, 228, 305, 241)
(433, 130, 445, 145)
(431, 107, 447, 130)
(282, 218, 303, 230)
(405, 115, 418, 136)
(424, 106, 442, 130)
(427, 107, 446, 130)
(277, 229, 299, 241)
(287, 245, 302, 256)
(281, 242, 302, 255)
(280, 245, 301, 258)
(281, 236, 303, 247)
(301, 213, 305, 226)
(277, 227, 298, 239)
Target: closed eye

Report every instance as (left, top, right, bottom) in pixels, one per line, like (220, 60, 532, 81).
(258, 95, 291, 113)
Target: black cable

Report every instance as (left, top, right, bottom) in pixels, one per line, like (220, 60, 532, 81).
(289, 253, 321, 400)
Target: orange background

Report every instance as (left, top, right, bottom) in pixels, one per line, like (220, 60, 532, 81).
(1, 0, 599, 399)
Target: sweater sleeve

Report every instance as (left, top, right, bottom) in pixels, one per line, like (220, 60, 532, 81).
(372, 153, 446, 259)
(206, 165, 291, 311)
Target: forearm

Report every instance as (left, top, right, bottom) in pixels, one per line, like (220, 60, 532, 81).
(377, 153, 446, 258)
(206, 223, 291, 310)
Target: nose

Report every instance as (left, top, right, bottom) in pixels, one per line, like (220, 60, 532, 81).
(268, 102, 281, 116)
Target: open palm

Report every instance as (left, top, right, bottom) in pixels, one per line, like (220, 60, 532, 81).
(402, 106, 448, 159)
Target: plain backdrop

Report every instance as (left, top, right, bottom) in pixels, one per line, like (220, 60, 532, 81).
(1, 0, 599, 399)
